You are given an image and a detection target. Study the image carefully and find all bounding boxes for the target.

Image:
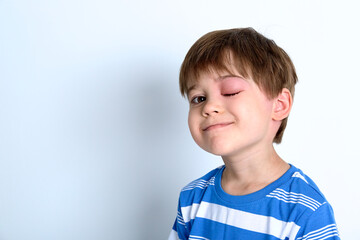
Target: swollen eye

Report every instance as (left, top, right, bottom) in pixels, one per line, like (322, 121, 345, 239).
(223, 92, 240, 96)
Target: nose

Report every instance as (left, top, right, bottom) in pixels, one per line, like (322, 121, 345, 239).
(202, 99, 221, 117)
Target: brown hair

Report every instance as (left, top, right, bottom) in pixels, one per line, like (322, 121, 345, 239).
(179, 27, 298, 143)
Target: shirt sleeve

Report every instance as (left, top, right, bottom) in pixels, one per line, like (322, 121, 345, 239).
(168, 200, 189, 240)
(295, 203, 340, 240)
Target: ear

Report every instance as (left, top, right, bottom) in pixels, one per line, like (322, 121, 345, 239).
(272, 88, 293, 121)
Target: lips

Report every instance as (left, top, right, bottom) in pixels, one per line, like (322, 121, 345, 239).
(203, 122, 233, 131)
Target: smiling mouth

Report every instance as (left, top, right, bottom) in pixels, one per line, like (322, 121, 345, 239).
(203, 122, 233, 131)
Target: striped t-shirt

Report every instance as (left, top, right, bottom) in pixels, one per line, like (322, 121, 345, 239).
(169, 165, 340, 240)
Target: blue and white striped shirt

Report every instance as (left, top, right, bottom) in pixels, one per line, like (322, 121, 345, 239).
(169, 165, 340, 240)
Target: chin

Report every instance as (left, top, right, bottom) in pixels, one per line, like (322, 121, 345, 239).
(201, 143, 234, 157)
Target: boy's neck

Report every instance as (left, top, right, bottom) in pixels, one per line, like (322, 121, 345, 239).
(221, 145, 290, 196)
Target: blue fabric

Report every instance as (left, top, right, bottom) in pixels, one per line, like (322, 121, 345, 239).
(170, 165, 340, 240)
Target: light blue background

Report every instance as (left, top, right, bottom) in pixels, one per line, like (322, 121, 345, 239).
(0, 0, 358, 239)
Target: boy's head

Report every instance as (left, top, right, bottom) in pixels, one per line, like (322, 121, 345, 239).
(180, 28, 297, 144)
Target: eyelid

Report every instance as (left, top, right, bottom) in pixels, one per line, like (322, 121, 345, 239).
(189, 94, 198, 102)
(223, 91, 241, 97)
(188, 92, 198, 101)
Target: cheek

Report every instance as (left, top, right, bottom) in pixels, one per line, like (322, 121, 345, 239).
(188, 110, 203, 143)
(261, 99, 275, 116)
(235, 96, 274, 121)
(250, 99, 275, 127)
(188, 111, 198, 133)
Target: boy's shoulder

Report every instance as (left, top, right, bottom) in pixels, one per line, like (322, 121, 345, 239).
(272, 165, 329, 209)
(288, 166, 327, 197)
(181, 165, 223, 192)
(178, 166, 223, 205)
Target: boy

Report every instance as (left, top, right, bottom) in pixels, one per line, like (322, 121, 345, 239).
(169, 28, 340, 240)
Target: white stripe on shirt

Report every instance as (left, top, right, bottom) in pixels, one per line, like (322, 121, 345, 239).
(292, 172, 309, 184)
(184, 202, 300, 240)
(297, 224, 339, 240)
(181, 204, 200, 223)
(182, 177, 215, 191)
(267, 188, 322, 211)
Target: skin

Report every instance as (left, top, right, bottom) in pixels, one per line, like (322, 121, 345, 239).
(187, 63, 292, 196)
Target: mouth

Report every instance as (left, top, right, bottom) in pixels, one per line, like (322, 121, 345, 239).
(203, 122, 233, 131)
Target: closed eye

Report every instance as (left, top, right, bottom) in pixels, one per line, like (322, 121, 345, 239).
(223, 92, 240, 97)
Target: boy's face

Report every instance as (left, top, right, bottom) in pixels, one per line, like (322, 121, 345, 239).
(187, 65, 278, 159)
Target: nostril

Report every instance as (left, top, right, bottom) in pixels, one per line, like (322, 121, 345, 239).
(202, 101, 221, 116)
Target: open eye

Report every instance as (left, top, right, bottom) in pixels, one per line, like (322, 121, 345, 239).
(191, 96, 206, 104)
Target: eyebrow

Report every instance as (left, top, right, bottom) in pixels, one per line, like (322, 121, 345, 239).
(218, 74, 246, 81)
